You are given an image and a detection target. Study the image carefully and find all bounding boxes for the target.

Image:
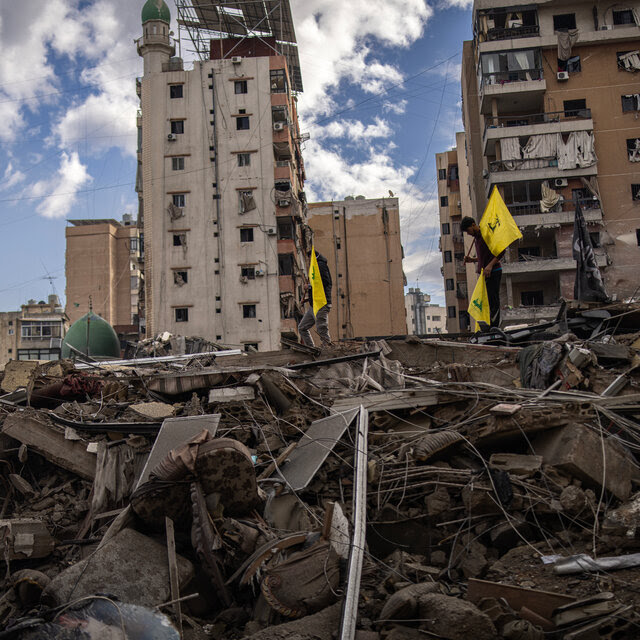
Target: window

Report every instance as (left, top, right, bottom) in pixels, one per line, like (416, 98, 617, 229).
(553, 14, 576, 31)
(442, 223, 450, 235)
(8, 321, 12, 326)
(564, 99, 587, 117)
(589, 232, 601, 248)
(277, 220, 293, 239)
(636, 229, 640, 246)
(130, 276, 138, 290)
(237, 153, 251, 167)
(613, 9, 635, 25)
(632, 184, 640, 201)
(172, 157, 185, 171)
(244, 343, 259, 352)
(438, 168, 446, 180)
(566, 56, 581, 73)
(236, 116, 250, 130)
(243, 304, 256, 318)
(8, 329, 13, 335)
(432, 315, 441, 321)
(448, 306, 457, 318)
(521, 291, 544, 306)
(617, 50, 640, 71)
(440, 196, 448, 207)
(21, 321, 61, 340)
(278, 253, 294, 276)
(270, 69, 287, 93)
(518, 246, 541, 259)
(175, 307, 189, 322)
(272, 106, 288, 124)
(446, 278, 455, 291)
(622, 95, 640, 112)
(17, 348, 60, 361)
(173, 234, 186, 247)
(627, 138, 640, 161)
(241, 266, 256, 279)
(170, 120, 184, 134)
(239, 190, 255, 213)
(172, 194, 186, 207)
(174, 270, 188, 285)
(444, 251, 452, 263)
(240, 228, 254, 242)
(7, 349, 11, 353)
(234, 80, 248, 94)
(169, 84, 183, 99)
(449, 165, 459, 180)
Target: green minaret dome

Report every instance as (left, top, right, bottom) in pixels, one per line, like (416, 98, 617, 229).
(62, 311, 121, 360)
(142, 0, 171, 24)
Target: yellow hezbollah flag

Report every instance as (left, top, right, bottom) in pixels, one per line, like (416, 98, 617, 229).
(309, 246, 327, 315)
(479, 186, 523, 256)
(468, 269, 490, 332)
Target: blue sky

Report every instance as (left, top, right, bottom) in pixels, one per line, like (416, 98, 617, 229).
(0, 0, 472, 312)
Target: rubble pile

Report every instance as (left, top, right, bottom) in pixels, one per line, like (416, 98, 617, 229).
(1, 315, 640, 639)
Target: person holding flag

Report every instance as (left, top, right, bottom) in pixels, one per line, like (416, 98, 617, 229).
(298, 246, 332, 347)
(462, 186, 523, 329)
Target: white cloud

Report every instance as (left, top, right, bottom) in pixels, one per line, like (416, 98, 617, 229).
(438, 0, 473, 8)
(0, 163, 26, 191)
(312, 117, 392, 142)
(29, 152, 92, 218)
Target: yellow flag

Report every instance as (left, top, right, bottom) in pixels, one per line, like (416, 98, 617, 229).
(479, 186, 523, 256)
(468, 269, 490, 331)
(309, 246, 327, 315)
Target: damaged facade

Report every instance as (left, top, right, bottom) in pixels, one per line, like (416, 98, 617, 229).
(441, 0, 640, 327)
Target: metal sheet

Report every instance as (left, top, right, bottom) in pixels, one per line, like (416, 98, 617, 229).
(277, 408, 358, 491)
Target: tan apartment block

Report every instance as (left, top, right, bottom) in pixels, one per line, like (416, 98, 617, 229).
(136, 1, 308, 350)
(307, 197, 407, 339)
(459, 0, 640, 323)
(65, 216, 141, 330)
(0, 296, 66, 369)
(404, 289, 447, 335)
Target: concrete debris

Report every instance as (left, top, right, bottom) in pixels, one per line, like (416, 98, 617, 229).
(0, 324, 639, 639)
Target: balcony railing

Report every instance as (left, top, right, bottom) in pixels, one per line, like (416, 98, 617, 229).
(485, 25, 540, 41)
(485, 109, 592, 133)
(489, 156, 557, 172)
(507, 197, 601, 217)
(481, 68, 543, 89)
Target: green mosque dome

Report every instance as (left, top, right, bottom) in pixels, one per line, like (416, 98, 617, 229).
(142, 0, 171, 24)
(62, 311, 121, 359)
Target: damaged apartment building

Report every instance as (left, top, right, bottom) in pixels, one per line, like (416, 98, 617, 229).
(136, 0, 309, 350)
(440, 0, 640, 327)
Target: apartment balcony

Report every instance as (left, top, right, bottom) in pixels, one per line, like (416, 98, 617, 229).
(502, 254, 607, 276)
(483, 110, 593, 155)
(487, 158, 598, 191)
(479, 69, 545, 115)
(509, 198, 603, 228)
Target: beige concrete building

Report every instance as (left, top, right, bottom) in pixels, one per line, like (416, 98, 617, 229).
(458, 0, 640, 324)
(307, 197, 407, 339)
(65, 216, 141, 332)
(0, 296, 66, 368)
(136, 1, 308, 350)
(404, 289, 447, 335)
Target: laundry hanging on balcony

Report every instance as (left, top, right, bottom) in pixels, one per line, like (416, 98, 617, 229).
(499, 137, 521, 170)
(522, 133, 558, 169)
(557, 132, 597, 170)
(540, 181, 562, 213)
(557, 30, 579, 62)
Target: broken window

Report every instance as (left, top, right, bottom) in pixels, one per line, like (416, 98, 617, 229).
(170, 120, 184, 134)
(234, 80, 247, 94)
(272, 106, 289, 125)
(277, 219, 293, 239)
(521, 290, 544, 306)
(172, 157, 185, 171)
(553, 14, 576, 30)
(632, 184, 640, 200)
(169, 84, 183, 99)
(270, 69, 287, 93)
(173, 194, 186, 208)
(240, 228, 254, 242)
(449, 165, 459, 180)
(636, 229, 640, 246)
(442, 223, 450, 235)
(241, 266, 256, 280)
(622, 95, 640, 112)
(518, 247, 541, 260)
(563, 99, 587, 117)
(617, 50, 640, 71)
(236, 116, 250, 130)
(278, 253, 294, 276)
(173, 233, 186, 247)
(175, 307, 189, 322)
(444, 251, 452, 263)
(589, 232, 601, 248)
(613, 9, 635, 25)
(173, 271, 188, 285)
(237, 153, 251, 167)
(446, 278, 455, 291)
(242, 304, 256, 318)
(239, 190, 256, 213)
(243, 343, 259, 352)
(627, 138, 640, 161)
(440, 196, 448, 207)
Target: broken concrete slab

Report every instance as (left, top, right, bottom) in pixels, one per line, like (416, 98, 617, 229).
(242, 602, 341, 640)
(130, 401, 176, 420)
(0, 519, 55, 560)
(208, 386, 255, 403)
(489, 453, 543, 477)
(43, 527, 194, 607)
(1, 360, 39, 393)
(417, 593, 496, 640)
(2, 410, 96, 480)
(532, 423, 633, 500)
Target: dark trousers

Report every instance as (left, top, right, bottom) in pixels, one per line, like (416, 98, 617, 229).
(486, 269, 502, 328)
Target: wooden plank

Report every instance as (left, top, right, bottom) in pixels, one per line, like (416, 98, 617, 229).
(165, 517, 182, 637)
(331, 389, 444, 414)
(2, 411, 96, 480)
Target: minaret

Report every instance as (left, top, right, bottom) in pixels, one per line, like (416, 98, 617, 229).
(137, 0, 175, 75)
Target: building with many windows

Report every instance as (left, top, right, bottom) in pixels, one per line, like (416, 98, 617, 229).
(0, 296, 67, 368)
(136, 0, 308, 350)
(447, 0, 640, 325)
(404, 289, 447, 335)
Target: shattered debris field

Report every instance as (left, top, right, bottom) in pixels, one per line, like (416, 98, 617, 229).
(2, 309, 640, 639)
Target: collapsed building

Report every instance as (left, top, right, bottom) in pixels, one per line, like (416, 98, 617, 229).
(1, 301, 640, 638)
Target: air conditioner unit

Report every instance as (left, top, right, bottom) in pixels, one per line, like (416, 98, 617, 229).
(232, 56, 242, 64)
(554, 178, 568, 188)
(557, 71, 569, 81)
(278, 199, 290, 207)
(167, 133, 177, 141)
(255, 269, 266, 277)
(266, 227, 277, 235)
(273, 122, 285, 131)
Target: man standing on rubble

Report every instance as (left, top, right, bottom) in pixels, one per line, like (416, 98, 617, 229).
(298, 248, 332, 347)
(461, 216, 504, 328)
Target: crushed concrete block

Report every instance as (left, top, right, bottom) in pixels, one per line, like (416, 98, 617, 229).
(1, 360, 39, 392)
(0, 519, 54, 560)
(560, 485, 595, 516)
(43, 527, 194, 607)
(380, 582, 441, 621)
(130, 401, 176, 419)
(242, 602, 341, 640)
(489, 453, 542, 477)
(208, 386, 255, 403)
(418, 594, 497, 640)
(532, 424, 632, 500)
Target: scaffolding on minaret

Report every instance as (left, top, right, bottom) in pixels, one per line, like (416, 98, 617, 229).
(173, 0, 303, 92)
